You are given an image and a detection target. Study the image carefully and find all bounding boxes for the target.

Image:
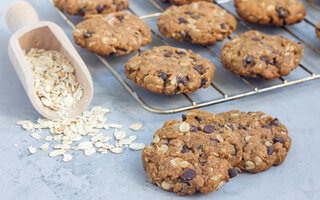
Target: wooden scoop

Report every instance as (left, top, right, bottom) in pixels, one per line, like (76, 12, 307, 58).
(6, 1, 93, 120)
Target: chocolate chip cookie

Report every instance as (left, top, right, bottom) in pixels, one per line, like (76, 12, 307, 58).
(316, 23, 320, 39)
(73, 12, 152, 56)
(53, 0, 129, 16)
(234, 0, 306, 26)
(157, 1, 236, 45)
(217, 110, 291, 173)
(142, 118, 232, 195)
(160, 0, 214, 5)
(125, 46, 215, 95)
(220, 30, 304, 79)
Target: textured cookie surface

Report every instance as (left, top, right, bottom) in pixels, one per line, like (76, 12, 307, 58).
(220, 30, 304, 79)
(234, 0, 306, 26)
(217, 110, 291, 173)
(125, 46, 215, 95)
(54, 0, 129, 16)
(73, 12, 152, 56)
(317, 23, 320, 39)
(160, 0, 214, 5)
(157, 2, 236, 45)
(141, 115, 233, 195)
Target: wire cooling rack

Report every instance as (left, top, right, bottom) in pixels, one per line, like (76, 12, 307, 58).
(49, 0, 320, 114)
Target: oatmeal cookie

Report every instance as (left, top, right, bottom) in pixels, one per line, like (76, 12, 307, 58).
(125, 46, 215, 95)
(220, 30, 304, 79)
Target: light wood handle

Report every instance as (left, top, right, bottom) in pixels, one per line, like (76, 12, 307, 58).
(6, 1, 39, 33)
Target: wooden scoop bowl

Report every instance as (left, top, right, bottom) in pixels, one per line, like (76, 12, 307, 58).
(6, 1, 93, 120)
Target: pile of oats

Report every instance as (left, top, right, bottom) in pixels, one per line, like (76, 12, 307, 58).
(18, 106, 145, 162)
(24, 48, 83, 111)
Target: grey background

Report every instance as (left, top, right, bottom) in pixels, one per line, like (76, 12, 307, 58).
(0, 0, 319, 199)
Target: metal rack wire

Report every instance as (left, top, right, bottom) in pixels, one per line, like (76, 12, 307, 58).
(49, 0, 320, 114)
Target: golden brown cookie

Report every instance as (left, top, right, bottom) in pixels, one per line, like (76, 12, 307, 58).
(125, 46, 215, 95)
(73, 12, 152, 56)
(160, 0, 214, 5)
(234, 0, 306, 26)
(220, 30, 304, 79)
(217, 110, 291, 174)
(157, 1, 236, 45)
(53, 0, 129, 16)
(142, 118, 232, 195)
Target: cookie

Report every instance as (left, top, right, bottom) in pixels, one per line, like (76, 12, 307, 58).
(220, 30, 304, 79)
(73, 12, 152, 56)
(317, 23, 320, 39)
(234, 0, 306, 26)
(157, 1, 236, 45)
(217, 110, 291, 173)
(125, 46, 215, 95)
(160, 0, 214, 5)
(142, 118, 232, 195)
(53, 0, 129, 16)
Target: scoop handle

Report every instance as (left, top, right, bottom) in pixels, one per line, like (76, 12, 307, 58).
(6, 1, 39, 33)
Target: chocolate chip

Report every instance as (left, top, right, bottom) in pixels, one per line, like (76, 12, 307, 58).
(184, 11, 193, 15)
(113, 2, 122, 9)
(193, 66, 203, 74)
(159, 72, 168, 81)
(96, 5, 104, 13)
(178, 17, 188, 24)
(273, 136, 285, 144)
(184, 169, 196, 180)
(110, 52, 121, 57)
(78, 7, 86, 15)
(180, 30, 189, 39)
(267, 147, 274, 155)
(203, 125, 215, 133)
(197, 145, 203, 150)
(251, 38, 260, 41)
(192, 15, 201, 19)
(270, 118, 280, 127)
(116, 47, 127, 52)
(227, 124, 234, 131)
(83, 31, 92, 39)
(182, 114, 187, 121)
(262, 125, 271, 129)
(200, 79, 207, 87)
(180, 179, 190, 186)
(246, 56, 254, 63)
(116, 15, 124, 22)
(277, 7, 287, 19)
(234, 146, 238, 155)
(228, 168, 238, 178)
(177, 51, 186, 55)
(221, 23, 227, 29)
(195, 117, 202, 122)
(179, 77, 188, 86)
(190, 126, 199, 132)
(181, 145, 190, 153)
(260, 57, 274, 65)
(174, 87, 179, 94)
(163, 52, 171, 57)
(238, 126, 246, 130)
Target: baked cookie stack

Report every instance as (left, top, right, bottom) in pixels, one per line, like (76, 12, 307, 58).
(142, 109, 291, 195)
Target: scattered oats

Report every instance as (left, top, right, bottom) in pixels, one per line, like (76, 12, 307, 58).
(94, 142, 104, 148)
(72, 147, 79, 151)
(69, 134, 82, 141)
(84, 147, 96, 156)
(39, 142, 50, 151)
(30, 132, 42, 140)
(98, 148, 108, 154)
(28, 146, 37, 154)
(110, 147, 123, 154)
(49, 149, 66, 157)
(17, 120, 34, 130)
(105, 123, 123, 129)
(24, 48, 83, 112)
(45, 136, 53, 142)
(114, 129, 126, 140)
(53, 135, 61, 142)
(129, 143, 145, 151)
(129, 135, 137, 141)
(54, 144, 71, 150)
(63, 153, 72, 162)
(119, 138, 133, 145)
(130, 123, 142, 131)
(78, 141, 93, 150)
